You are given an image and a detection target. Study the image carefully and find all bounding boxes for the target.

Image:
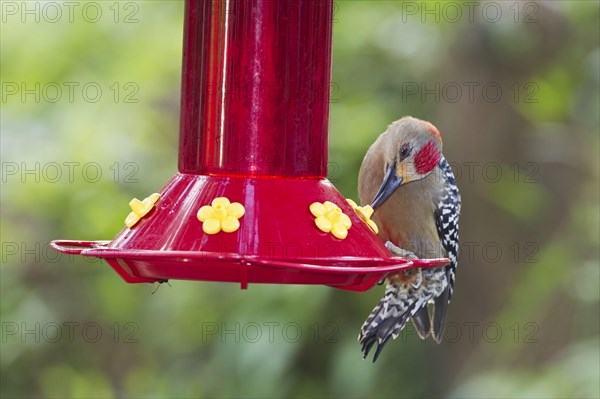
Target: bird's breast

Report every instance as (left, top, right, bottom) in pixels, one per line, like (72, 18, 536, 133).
(372, 177, 446, 260)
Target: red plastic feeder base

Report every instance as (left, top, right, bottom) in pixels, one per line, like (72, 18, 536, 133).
(51, 173, 448, 291)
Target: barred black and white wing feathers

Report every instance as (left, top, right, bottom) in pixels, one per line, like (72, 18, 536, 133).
(434, 156, 461, 301)
(431, 156, 461, 342)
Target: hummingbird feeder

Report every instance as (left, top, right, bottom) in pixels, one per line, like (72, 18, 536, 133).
(51, 0, 449, 291)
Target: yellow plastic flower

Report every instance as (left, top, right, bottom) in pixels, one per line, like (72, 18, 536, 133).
(346, 199, 379, 234)
(197, 197, 245, 235)
(309, 201, 352, 239)
(125, 193, 161, 228)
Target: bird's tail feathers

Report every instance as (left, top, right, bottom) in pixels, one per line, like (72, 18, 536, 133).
(358, 283, 418, 362)
(432, 274, 451, 343)
(411, 306, 431, 339)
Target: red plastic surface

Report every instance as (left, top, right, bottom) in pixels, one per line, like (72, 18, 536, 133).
(50, 0, 450, 290)
(51, 173, 449, 291)
(179, 0, 331, 177)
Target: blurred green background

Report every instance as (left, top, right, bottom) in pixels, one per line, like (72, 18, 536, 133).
(1, 1, 598, 398)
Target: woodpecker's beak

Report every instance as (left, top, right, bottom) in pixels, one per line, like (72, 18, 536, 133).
(371, 161, 403, 209)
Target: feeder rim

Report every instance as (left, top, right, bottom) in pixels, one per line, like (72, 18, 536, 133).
(50, 240, 450, 274)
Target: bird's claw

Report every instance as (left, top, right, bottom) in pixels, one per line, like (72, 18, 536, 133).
(385, 241, 419, 260)
(408, 269, 423, 289)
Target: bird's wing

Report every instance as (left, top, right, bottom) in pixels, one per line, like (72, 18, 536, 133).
(429, 156, 461, 342)
(434, 156, 461, 301)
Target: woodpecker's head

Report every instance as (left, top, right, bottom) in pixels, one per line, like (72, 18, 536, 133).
(371, 117, 443, 209)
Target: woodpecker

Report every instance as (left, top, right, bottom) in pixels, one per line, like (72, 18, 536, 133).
(357, 116, 461, 362)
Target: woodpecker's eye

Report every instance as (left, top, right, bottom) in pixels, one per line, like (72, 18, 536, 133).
(399, 144, 412, 160)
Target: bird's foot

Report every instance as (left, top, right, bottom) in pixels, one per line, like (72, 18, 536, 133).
(385, 242, 422, 288)
(385, 241, 419, 260)
(407, 268, 423, 289)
